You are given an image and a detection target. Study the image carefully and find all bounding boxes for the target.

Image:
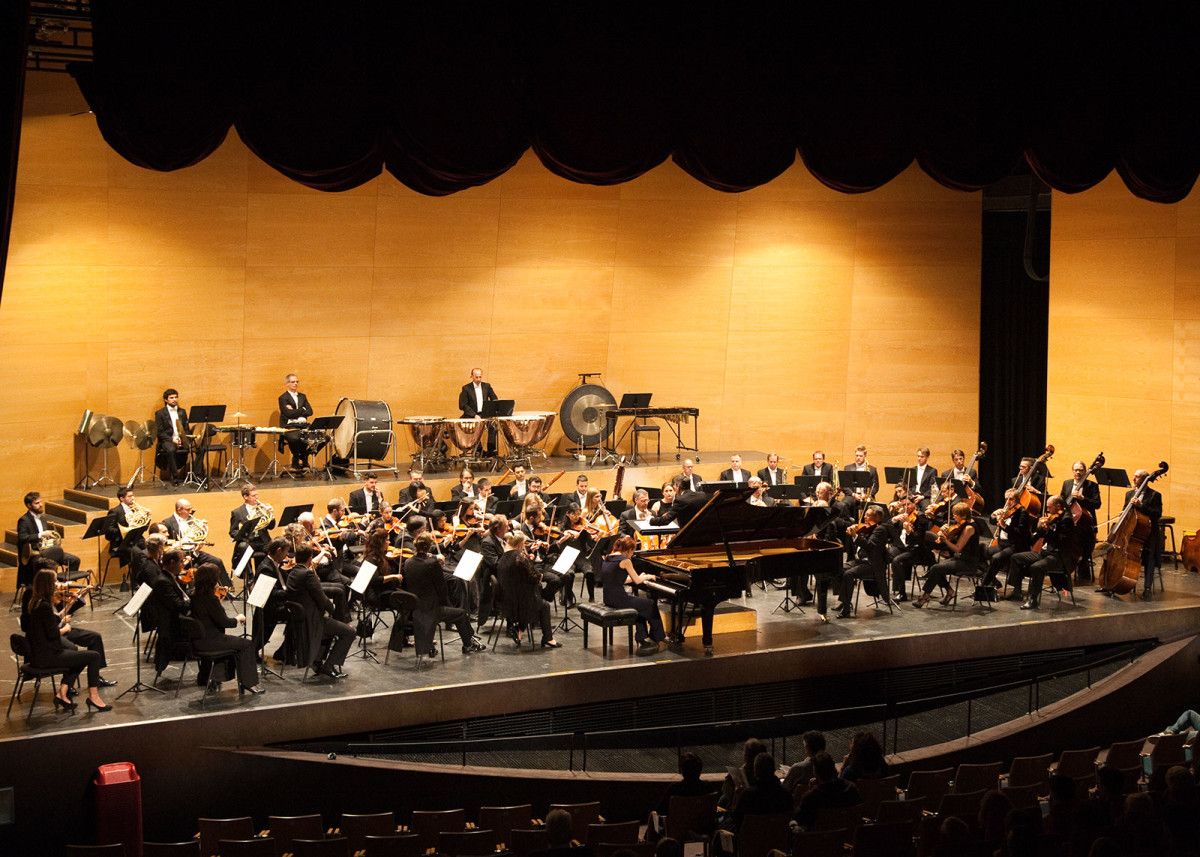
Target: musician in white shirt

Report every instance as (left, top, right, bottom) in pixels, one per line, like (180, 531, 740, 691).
(720, 455, 750, 484)
(757, 453, 785, 486)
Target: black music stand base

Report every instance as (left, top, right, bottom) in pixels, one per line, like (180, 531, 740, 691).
(773, 586, 804, 615)
(117, 617, 166, 698)
(556, 604, 581, 634)
(353, 600, 380, 663)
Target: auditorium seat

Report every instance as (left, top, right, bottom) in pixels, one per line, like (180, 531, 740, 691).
(902, 768, 953, 808)
(293, 838, 349, 857)
(812, 804, 862, 841)
(663, 793, 717, 841)
(1095, 737, 1148, 770)
(361, 833, 422, 857)
(855, 774, 901, 820)
(998, 753, 1054, 793)
(478, 804, 532, 845)
(1047, 747, 1100, 779)
(733, 812, 791, 857)
(790, 828, 843, 857)
(410, 809, 465, 851)
(876, 799, 925, 826)
(64, 846, 126, 856)
(999, 783, 1043, 810)
(437, 828, 497, 857)
(142, 842, 201, 857)
(593, 842, 653, 857)
(952, 761, 1003, 794)
(218, 839, 275, 857)
(508, 828, 549, 857)
(547, 802, 601, 842)
(584, 820, 639, 849)
(934, 789, 986, 827)
(198, 818, 256, 857)
(338, 812, 397, 854)
(852, 820, 917, 857)
(266, 813, 325, 854)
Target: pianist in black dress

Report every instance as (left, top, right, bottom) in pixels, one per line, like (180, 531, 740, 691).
(601, 536, 666, 655)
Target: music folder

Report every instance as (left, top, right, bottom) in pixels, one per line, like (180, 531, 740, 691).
(482, 399, 515, 417)
(123, 582, 153, 617)
(454, 550, 483, 581)
(247, 573, 277, 609)
(278, 503, 313, 528)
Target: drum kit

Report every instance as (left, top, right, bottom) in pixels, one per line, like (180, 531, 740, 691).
(396, 412, 557, 471)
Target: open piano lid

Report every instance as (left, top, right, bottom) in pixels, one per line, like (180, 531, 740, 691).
(670, 487, 833, 549)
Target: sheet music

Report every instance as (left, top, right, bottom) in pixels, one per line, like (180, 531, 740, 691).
(552, 545, 580, 573)
(233, 545, 254, 579)
(123, 582, 153, 617)
(351, 560, 376, 595)
(454, 549, 482, 581)
(636, 519, 678, 531)
(247, 573, 276, 608)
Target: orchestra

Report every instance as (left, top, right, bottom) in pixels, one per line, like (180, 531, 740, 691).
(13, 378, 1182, 701)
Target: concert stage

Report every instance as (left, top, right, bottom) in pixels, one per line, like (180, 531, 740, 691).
(3, 566, 1200, 849)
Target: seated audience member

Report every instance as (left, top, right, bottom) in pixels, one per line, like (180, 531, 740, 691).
(794, 752, 861, 830)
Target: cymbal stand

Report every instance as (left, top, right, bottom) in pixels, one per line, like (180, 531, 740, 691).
(222, 428, 255, 488)
(181, 436, 206, 490)
(260, 439, 282, 482)
(86, 445, 118, 489)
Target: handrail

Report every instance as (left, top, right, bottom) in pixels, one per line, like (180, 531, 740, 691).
(307, 641, 1153, 771)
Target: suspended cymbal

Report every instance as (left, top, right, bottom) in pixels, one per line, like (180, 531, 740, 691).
(87, 414, 124, 449)
(229, 411, 247, 419)
(558, 383, 616, 446)
(125, 419, 154, 451)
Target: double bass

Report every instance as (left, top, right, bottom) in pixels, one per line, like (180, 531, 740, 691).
(1096, 461, 1168, 596)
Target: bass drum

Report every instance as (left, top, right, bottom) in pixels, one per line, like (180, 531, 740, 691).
(333, 398, 393, 461)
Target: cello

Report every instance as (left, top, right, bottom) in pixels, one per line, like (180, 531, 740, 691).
(1096, 461, 1168, 596)
(989, 444, 1054, 547)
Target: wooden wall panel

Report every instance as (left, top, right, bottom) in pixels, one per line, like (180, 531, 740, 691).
(1048, 174, 1199, 532)
(0, 72, 981, 528)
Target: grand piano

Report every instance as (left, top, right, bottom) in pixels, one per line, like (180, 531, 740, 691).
(630, 487, 844, 652)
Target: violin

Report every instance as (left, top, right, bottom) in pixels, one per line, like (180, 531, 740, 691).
(53, 582, 92, 615)
(846, 521, 875, 536)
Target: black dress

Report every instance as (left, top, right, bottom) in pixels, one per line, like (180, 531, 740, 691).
(600, 555, 665, 643)
(496, 549, 552, 641)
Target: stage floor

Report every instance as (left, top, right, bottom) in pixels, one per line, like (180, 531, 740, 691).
(5, 563, 1200, 743)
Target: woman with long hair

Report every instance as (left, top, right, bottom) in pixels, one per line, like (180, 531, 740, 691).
(25, 569, 111, 712)
(190, 563, 264, 695)
(600, 535, 665, 655)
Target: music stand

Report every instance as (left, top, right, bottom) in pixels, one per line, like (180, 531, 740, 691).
(107, 524, 148, 611)
(495, 499, 523, 518)
(82, 517, 115, 604)
(767, 485, 809, 504)
(184, 405, 226, 490)
(308, 415, 345, 480)
(482, 399, 514, 418)
(636, 485, 665, 502)
(619, 392, 653, 408)
(492, 484, 514, 501)
(883, 466, 911, 496)
(278, 504, 313, 528)
(792, 475, 820, 497)
(838, 470, 875, 495)
(116, 583, 164, 698)
(1095, 467, 1132, 534)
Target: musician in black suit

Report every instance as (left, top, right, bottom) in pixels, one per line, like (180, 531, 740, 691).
(1126, 468, 1163, 600)
(620, 489, 655, 534)
(228, 484, 274, 570)
(1008, 496, 1076, 609)
(945, 449, 979, 495)
(476, 516, 509, 627)
(458, 367, 499, 454)
(348, 472, 385, 517)
(285, 545, 353, 678)
(104, 487, 148, 569)
(397, 469, 436, 507)
(450, 469, 477, 503)
(405, 535, 486, 656)
(720, 454, 752, 485)
(984, 497, 1031, 590)
(278, 373, 314, 470)
(251, 538, 292, 649)
(149, 549, 191, 677)
(1013, 456, 1047, 496)
(155, 388, 191, 485)
(887, 495, 931, 602)
(802, 451, 836, 484)
(678, 459, 704, 493)
(902, 448, 938, 499)
(847, 446, 880, 500)
(757, 453, 786, 487)
(835, 509, 892, 619)
(162, 497, 229, 584)
(16, 491, 83, 588)
(1059, 460, 1102, 580)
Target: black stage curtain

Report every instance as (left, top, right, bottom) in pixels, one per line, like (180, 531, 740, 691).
(977, 209, 1050, 515)
(66, 2, 1200, 201)
(0, 0, 31, 301)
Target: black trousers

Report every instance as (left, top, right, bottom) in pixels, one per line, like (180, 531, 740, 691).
(41, 546, 82, 575)
(984, 543, 1015, 587)
(923, 557, 973, 594)
(1009, 550, 1068, 602)
(196, 634, 258, 688)
(840, 560, 887, 608)
(888, 545, 921, 594)
(64, 628, 107, 669)
(40, 648, 102, 688)
(320, 617, 355, 669)
(158, 441, 189, 483)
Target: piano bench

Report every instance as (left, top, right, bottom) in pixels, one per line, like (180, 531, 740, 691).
(578, 605, 640, 656)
